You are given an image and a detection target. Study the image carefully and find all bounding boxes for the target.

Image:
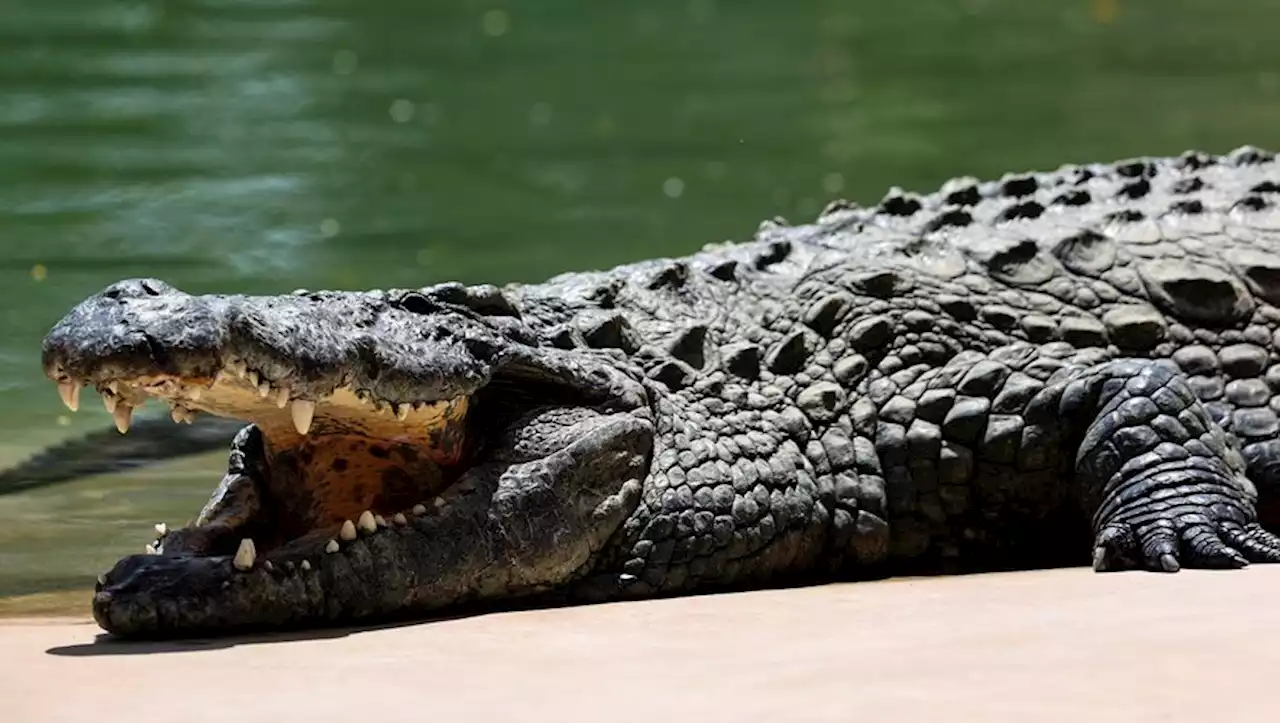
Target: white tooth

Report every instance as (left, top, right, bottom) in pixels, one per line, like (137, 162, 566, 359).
(392, 513, 407, 526)
(170, 405, 186, 424)
(434, 497, 446, 508)
(291, 400, 315, 435)
(233, 538, 256, 571)
(263, 560, 274, 571)
(102, 393, 117, 414)
(275, 386, 291, 408)
(106, 380, 119, 394)
(144, 542, 157, 555)
(339, 519, 357, 541)
(374, 514, 387, 528)
(357, 510, 376, 534)
(188, 386, 203, 401)
(154, 522, 168, 538)
(394, 404, 408, 421)
(325, 540, 340, 554)
(247, 370, 259, 387)
(301, 559, 312, 570)
(229, 360, 247, 379)
(57, 381, 80, 412)
(412, 504, 427, 516)
(112, 403, 133, 434)
(96, 574, 106, 585)
(258, 382, 272, 398)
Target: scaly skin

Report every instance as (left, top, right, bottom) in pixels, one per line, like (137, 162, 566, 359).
(41, 145, 1280, 638)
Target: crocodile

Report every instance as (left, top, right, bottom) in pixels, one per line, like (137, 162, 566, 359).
(41, 146, 1280, 638)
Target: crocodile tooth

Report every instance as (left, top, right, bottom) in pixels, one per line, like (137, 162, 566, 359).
(170, 405, 187, 424)
(339, 519, 357, 541)
(393, 404, 409, 421)
(96, 574, 106, 585)
(357, 510, 377, 534)
(301, 559, 312, 570)
(112, 403, 133, 434)
(412, 503, 427, 516)
(324, 540, 339, 554)
(57, 381, 80, 412)
(106, 380, 119, 394)
(228, 360, 247, 379)
(154, 522, 168, 538)
(392, 512, 407, 526)
(144, 542, 157, 555)
(275, 386, 291, 408)
(374, 514, 387, 528)
(258, 382, 272, 398)
(233, 538, 256, 571)
(434, 496, 446, 508)
(291, 400, 315, 435)
(263, 560, 274, 571)
(188, 386, 203, 401)
(246, 369, 260, 387)
(102, 392, 118, 414)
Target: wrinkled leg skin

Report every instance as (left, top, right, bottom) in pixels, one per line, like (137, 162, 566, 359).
(1068, 360, 1280, 571)
(869, 343, 1280, 576)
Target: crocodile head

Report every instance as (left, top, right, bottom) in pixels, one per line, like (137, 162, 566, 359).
(43, 278, 654, 637)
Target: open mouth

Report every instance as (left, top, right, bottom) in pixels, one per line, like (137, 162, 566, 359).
(41, 279, 654, 635)
(68, 361, 476, 564)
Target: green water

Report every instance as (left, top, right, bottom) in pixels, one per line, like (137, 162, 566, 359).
(2, 0, 1280, 598)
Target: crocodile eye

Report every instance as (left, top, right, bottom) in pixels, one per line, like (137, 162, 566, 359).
(398, 291, 437, 315)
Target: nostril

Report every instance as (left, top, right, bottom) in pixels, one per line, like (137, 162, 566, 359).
(101, 278, 176, 301)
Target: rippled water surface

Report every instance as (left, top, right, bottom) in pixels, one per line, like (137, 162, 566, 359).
(3, 0, 1280, 599)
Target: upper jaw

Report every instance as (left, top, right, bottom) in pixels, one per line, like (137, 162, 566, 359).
(41, 278, 516, 426)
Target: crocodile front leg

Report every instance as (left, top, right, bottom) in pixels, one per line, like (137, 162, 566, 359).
(870, 343, 1280, 571)
(1066, 359, 1280, 570)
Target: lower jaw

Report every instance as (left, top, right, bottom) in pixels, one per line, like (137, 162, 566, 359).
(96, 510, 426, 637)
(95, 456, 495, 638)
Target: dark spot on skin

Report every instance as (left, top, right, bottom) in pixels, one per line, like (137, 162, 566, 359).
(1116, 160, 1154, 178)
(1171, 177, 1205, 194)
(880, 193, 922, 217)
(1167, 200, 1204, 215)
(1236, 195, 1271, 212)
(1177, 151, 1215, 170)
(1117, 179, 1150, 199)
(1105, 209, 1145, 224)
(1053, 190, 1091, 206)
(925, 209, 973, 231)
(369, 445, 390, 459)
(945, 185, 981, 206)
(331, 458, 349, 472)
(997, 201, 1045, 222)
(754, 240, 792, 270)
(1001, 175, 1038, 197)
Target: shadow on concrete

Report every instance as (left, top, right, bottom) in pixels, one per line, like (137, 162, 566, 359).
(44, 617, 428, 657)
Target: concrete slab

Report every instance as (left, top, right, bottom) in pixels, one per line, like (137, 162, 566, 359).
(3, 567, 1277, 723)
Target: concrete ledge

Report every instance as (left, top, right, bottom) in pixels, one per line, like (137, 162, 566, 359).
(4, 566, 1275, 722)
